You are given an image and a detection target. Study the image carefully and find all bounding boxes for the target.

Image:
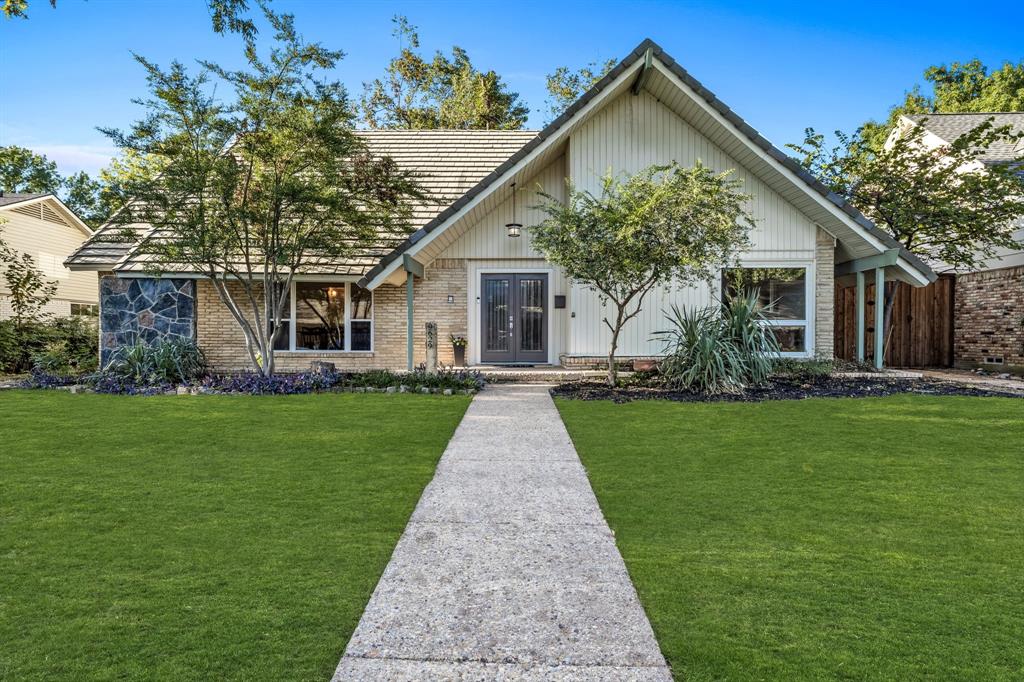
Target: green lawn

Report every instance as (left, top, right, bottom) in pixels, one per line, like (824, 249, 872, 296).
(0, 390, 470, 681)
(557, 395, 1024, 681)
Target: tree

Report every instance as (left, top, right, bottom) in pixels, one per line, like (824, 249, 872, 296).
(103, 6, 423, 376)
(789, 119, 1024, 353)
(530, 162, 754, 386)
(5, 0, 254, 32)
(2, 0, 54, 19)
(360, 16, 529, 130)
(0, 229, 57, 328)
(858, 59, 1024, 152)
(63, 151, 163, 228)
(543, 58, 616, 124)
(0, 146, 62, 194)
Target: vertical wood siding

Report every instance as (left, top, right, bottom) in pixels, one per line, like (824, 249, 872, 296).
(565, 91, 821, 356)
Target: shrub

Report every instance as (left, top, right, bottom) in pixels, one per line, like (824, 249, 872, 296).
(774, 357, 836, 382)
(655, 290, 780, 394)
(107, 338, 208, 385)
(1, 316, 98, 375)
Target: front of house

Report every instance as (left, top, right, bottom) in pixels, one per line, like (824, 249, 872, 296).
(66, 40, 936, 372)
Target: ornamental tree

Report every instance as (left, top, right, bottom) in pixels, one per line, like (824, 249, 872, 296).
(103, 7, 422, 376)
(530, 162, 755, 386)
(789, 118, 1024, 352)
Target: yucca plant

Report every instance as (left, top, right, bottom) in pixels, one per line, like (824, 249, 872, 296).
(108, 338, 208, 385)
(654, 289, 780, 394)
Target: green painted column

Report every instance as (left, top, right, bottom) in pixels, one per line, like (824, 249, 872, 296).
(406, 271, 414, 371)
(855, 271, 865, 362)
(874, 267, 885, 369)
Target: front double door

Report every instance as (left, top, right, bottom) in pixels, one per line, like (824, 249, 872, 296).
(480, 273, 548, 364)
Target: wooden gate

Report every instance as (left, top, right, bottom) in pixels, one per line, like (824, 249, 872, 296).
(834, 275, 955, 368)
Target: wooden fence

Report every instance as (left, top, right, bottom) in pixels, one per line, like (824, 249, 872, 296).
(834, 275, 955, 368)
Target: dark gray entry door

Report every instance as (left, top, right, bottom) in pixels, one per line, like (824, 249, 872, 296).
(480, 273, 548, 364)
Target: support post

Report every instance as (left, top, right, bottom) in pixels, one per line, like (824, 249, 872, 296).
(874, 267, 885, 369)
(406, 271, 414, 371)
(855, 271, 865, 362)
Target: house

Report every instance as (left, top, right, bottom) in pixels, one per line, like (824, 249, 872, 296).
(888, 112, 1024, 373)
(65, 39, 936, 372)
(0, 192, 97, 319)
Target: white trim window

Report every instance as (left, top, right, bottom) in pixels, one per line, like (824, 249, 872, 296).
(274, 281, 373, 353)
(722, 266, 811, 356)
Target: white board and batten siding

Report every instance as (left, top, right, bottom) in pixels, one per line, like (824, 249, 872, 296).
(0, 201, 97, 318)
(565, 91, 820, 358)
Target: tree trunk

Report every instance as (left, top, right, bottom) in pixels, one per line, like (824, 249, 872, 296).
(882, 281, 898, 364)
(606, 304, 627, 387)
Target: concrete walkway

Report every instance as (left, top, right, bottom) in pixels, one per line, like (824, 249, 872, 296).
(333, 384, 671, 681)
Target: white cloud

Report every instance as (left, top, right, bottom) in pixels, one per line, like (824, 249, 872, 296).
(32, 144, 118, 177)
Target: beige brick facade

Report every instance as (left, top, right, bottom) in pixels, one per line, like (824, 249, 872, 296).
(815, 228, 836, 360)
(954, 265, 1024, 373)
(196, 258, 468, 373)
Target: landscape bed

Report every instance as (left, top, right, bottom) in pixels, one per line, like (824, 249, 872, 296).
(0, 390, 470, 681)
(553, 376, 1024, 402)
(557, 394, 1024, 680)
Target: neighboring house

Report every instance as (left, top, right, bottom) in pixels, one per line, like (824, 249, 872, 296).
(65, 39, 935, 371)
(889, 112, 1024, 373)
(0, 192, 97, 319)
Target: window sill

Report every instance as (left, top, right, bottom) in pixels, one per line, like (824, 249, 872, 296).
(277, 350, 374, 357)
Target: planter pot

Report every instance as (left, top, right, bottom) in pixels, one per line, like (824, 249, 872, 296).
(453, 345, 466, 368)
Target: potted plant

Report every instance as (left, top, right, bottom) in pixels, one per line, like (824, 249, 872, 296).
(450, 333, 467, 367)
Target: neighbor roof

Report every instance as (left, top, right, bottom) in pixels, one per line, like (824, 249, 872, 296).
(0, 192, 48, 208)
(905, 112, 1024, 164)
(64, 129, 537, 273)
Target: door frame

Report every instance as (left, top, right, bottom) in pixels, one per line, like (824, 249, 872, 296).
(469, 266, 555, 365)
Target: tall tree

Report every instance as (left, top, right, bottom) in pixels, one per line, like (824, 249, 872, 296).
(5, 0, 256, 32)
(62, 151, 163, 228)
(543, 58, 616, 124)
(360, 16, 528, 130)
(530, 162, 754, 386)
(104, 6, 422, 376)
(0, 146, 62, 194)
(859, 59, 1024, 151)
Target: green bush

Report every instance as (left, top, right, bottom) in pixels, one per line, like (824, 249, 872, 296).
(107, 338, 208, 385)
(655, 290, 780, 394)
(0, 317, 98, 375)
(774, 357, 836, 382)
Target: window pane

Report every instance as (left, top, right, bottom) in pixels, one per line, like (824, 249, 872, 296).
(295, 283, 345, 350)
(771, 325, 806, 353)
(351, 321, 372, 351)
(723, 268, 806, 320)
(484, 278, 510, 352)
(518, 277, 544, 352)
(351, 285, 372, 319)
(70, 303, 98, 317)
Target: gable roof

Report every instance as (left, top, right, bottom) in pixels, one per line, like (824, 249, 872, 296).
(360, 39, 936, 287)
(64, 129, 537, 272)
(0, 192, 93, 236)
(905, 112, 1024, 164)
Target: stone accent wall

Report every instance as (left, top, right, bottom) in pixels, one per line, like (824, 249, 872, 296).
(954, 265, 1024, 373)
(814, 228, 836, 360)
(99, 276, 196, 367)
(195, 258, 468, 373)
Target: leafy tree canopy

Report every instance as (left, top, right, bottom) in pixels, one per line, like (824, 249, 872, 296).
(530, 162, 754, 385)
(0, 146, 62, 194)
(104, 5, 423, 376)
(360, 16, 529, 130)
(543, 58, 615, 124)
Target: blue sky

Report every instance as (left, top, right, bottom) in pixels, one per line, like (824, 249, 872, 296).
(1, 0, 1020, 178)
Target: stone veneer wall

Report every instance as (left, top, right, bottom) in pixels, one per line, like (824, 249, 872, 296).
(954, 265, 1024, 373)
(99, 276, 196, 367)
(195, 258, 468, 372)
(814, 228, 836, 360)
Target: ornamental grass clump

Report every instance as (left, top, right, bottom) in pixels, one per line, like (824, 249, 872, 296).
(655, 290, 780, 394)
(107, 338, 208, 385)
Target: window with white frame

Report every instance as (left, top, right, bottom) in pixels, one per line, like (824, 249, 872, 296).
(722, 267, 809, 354)
(275, 282, 373, 352)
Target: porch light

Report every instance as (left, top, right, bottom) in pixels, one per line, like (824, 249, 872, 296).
(506, 181, 522, 238)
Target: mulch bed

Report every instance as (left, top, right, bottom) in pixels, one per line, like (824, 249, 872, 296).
(551, 377, 1024, 403)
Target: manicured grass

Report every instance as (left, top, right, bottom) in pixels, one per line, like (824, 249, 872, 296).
(0, 390, 470, 681)
(557, 395, 1024, 681)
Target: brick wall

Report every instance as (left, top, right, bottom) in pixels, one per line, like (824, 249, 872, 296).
(815, 228, 836, 360)
(954, 265, 1024, 373)
(195, 258, 468, 372)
